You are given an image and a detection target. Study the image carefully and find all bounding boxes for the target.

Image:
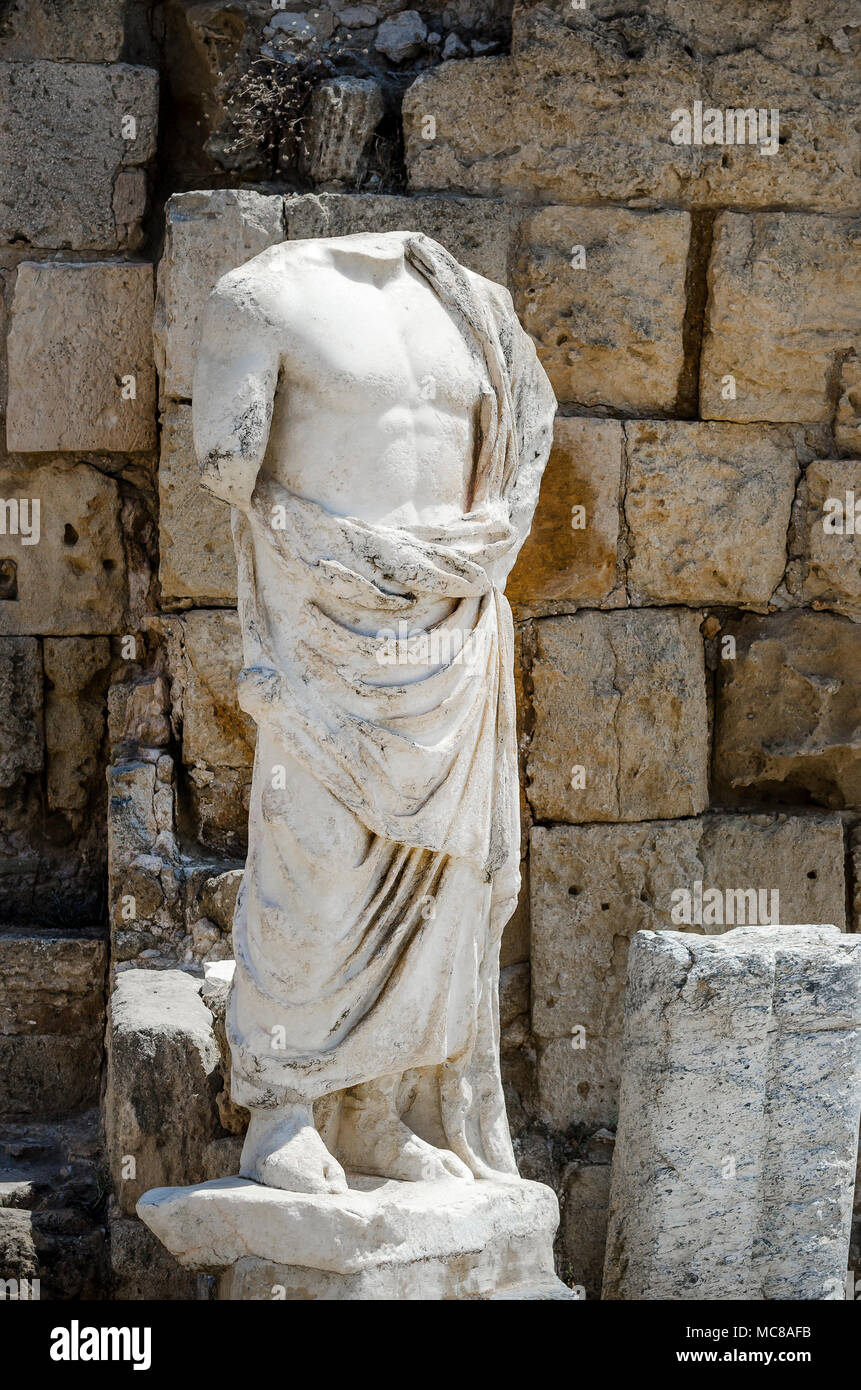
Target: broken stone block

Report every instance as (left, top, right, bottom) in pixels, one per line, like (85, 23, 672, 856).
(168, 609, 254, 771)
(284, 192, 514, 285)
(800, 458, 861, 617)
(0, 60, 158, 249)
(154, 190, 285, 402)
(527, 609, 708, 823)
(303, 76, 385, 187)
(624, 422, 799, 606)
(512, 207, 689, 413)
(7, 261, 155, 453)
(106, 969, 237, 1216)
(506, 419, 621, 608)
(603, 926, 861, 1300)
(0, 636, 42, 788)
(0, 460, 126, 637)
(700, 214, 860, 423)
(714, 611, 861, 810)
(158, 405, 235, 604)
(43, 638, 111, 816)
(531, 813, 847, 1131)
(403, 7, 859, 211)
(0, 931, 108, 1120)
(560, 1162, 611, 1301)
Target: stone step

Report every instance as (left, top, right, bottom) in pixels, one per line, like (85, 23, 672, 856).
(0, 927, 107, 1120)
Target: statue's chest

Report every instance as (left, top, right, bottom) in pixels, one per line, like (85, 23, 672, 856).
(292, 274, 486, 414)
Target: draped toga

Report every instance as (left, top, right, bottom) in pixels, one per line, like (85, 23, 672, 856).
(224, 233, 556, 1180)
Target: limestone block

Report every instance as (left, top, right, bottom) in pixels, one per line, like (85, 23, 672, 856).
(531, 813, 847, 1130)
(43, 638, 111, 815)
(0, 636, 42, 788)
(0, 460, 126, 636)
(527, 609, 708, 823)
(835, 353, 861, 454)
(154, 191, 286, 402)
(106, 969, 234, 1215)
(0, 931, 107, 1119)
(7, 261, 155, 453)
(137, 1175, 569, 1300)
(560, 1163, 611, 1301)
(303, 77, 385, 186)
(624, 422, 799, 606)
(700, 214, 860, 423)
(403, 7, 859, 211)
(158, 405, 235, 604)
(0, 61, 158, 249)
(0, 0, 129, 61)
(168, 610, 254, 770)
(714, 611, 861, 810)
(506, 419, 621, 608)
(800, 458, 861, 616)
(603, 926, 861, 1300)
(512, 207, 689, 413)
(284, 192, 513, 285)
(375, 10, 426, 62)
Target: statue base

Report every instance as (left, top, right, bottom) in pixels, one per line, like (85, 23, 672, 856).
(137, 1174, 575, 1301)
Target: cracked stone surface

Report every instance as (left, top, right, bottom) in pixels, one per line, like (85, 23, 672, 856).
(603, 925, 861, 1300)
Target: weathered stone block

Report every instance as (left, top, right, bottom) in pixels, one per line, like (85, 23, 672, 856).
(0, 636, 42, 788)
(531, 813, 847, 1131)
(512, 207, 689, 413)
(624, 421, 799, 605)
(403, 8, 859, 211)
(0, 0, 130, 61)
(527, 609, 708, 823)
(303, 76, 385, 186)
(0, 460, 126, 636)
(108, 1211, 198, 1300)
(0, 931, 107, 1119)
(158, 405, 235, 604)
(168, 610, 254, 770)
(603, 926, 861, 1300)
(800, 458, 861, 617)
(506, 418, 621, 608)
(700, 214, 860, 423)
(43, 637, 111, 816)
(284, 191, 514, 285)
(154, 190, 286, 402)
(714, 611, 861, 809)
(106, 969, 236, 1215)
(0, 61, 158, 249)
(7, 261, 155, 453)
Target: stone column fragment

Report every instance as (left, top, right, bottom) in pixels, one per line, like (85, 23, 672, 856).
(603, 926, 861, 1301)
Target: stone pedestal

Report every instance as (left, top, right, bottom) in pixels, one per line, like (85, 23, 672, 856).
(603, 925, 861, 1301)
(137, 1175, 574, 1301)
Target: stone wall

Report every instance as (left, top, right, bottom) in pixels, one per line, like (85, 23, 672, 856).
(1, 0, 859, 1298)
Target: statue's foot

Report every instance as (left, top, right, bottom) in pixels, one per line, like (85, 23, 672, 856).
(338, 1097, 474, 1183)
(241, 1108, 348, 1195)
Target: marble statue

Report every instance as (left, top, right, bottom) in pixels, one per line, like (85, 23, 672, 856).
(192, 229, 557, 1198)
